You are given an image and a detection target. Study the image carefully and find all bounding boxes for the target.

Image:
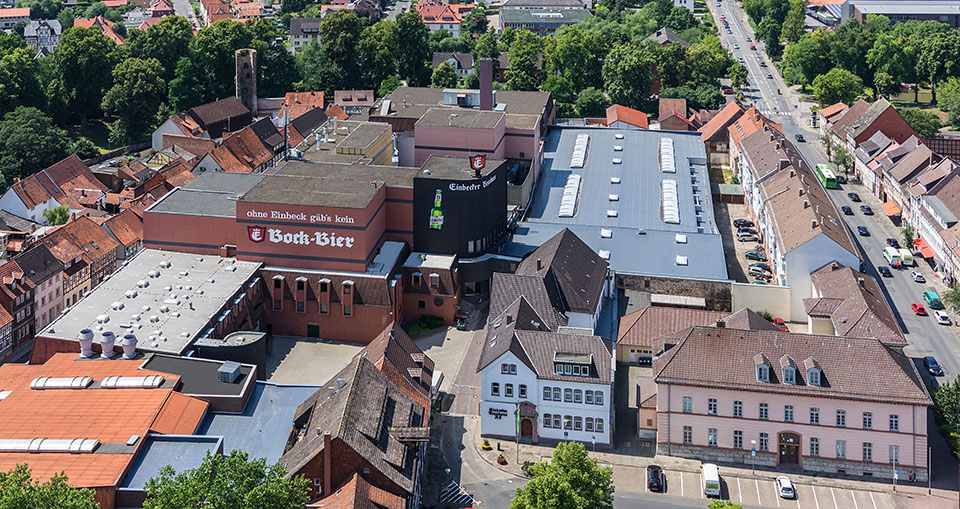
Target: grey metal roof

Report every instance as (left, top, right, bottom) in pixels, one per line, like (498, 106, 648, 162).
(499, 7, 591, 24)
(924, 195, 959, 224)
(120, 434, 223, 491)
(148, 172, 264, 217)
(506, 126, 728, 280)
(197, 382, 320, 463)
(852, 0, 960, 15)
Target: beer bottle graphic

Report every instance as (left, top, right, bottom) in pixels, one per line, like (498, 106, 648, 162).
(429, 189, 443, 230)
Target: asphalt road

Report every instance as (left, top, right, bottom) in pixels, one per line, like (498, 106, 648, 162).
(384, 0, 410, 21)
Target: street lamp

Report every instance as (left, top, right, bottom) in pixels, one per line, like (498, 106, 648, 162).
(750, 440, 757, 474)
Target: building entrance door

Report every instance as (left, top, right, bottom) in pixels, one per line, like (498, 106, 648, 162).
(307, 324, 320, 338)
(779, 432, 801, 465)
(521, 419, 533, 438)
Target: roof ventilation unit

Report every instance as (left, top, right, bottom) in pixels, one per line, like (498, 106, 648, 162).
(159, 261, 172, 269)
(613, 145, 623, 151)
(608, 194, 619, 201)
(110, 301, 124, 311)
(218, 361, 242, 383)
(100, 331, 116, 358)
(30, 376, 93, 390)
(675, 234, 688, 244)
(101, 374, 165, 389)
(610, 177, 621, 184)
(557, 174, 582, 218)
(606, 209, 618, 218)
(659, 137, 676, 174)
(661, 179, 680, 224)
(598, 250, 611, 260)
(570, 133, 590, 168)
(614, 133, 624, 139)
(600, 229, 612, 238)
(78, 329, 94, 358)
(0, 438, 100, 453)
(121, 334, 137, 359)
(147, 270, 158, 278)
(676, 255, 689, 266)
(612, 158, 622, 164)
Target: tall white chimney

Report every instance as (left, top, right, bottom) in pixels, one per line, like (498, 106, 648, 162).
(78, 329, 94, 358)
(121, 334, 137, 359)
(100, 331, 116, 359)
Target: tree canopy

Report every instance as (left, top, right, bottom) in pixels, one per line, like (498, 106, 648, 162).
(511, 442, 614, 509)
(0, 464, 97, 508)
(812, 67, 864, 106)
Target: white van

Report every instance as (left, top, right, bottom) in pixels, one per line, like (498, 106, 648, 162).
(899, 248, 914, 267)
(702, 463, 721, 497)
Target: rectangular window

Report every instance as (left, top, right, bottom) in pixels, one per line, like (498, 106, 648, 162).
(274, 279, 281, 289)
(502, 364, 509, 374)
(412, 274, 421, 286)
(273, 299, 281, 310)
(553, 415, 560, 428)
(320, 302, 328, 314)
(418, 300, 426, 309)
(297, 301, 304, 312)
(759, 403, 768, 420)
(564, 365, 572, 375)
(586, 391, 594, 404)
(320, 282, 328, 292)
(595, 419, 604, 433)
(708, 398, 718, 415)
(682, 396, 692, 413)
(573, 365, 581, 375)
(586, 417, 594, 432)
(759, 433, 769, 451)
(595, 392, 603, 405)
(733, 400, 743, 418)
(683, 426, 693, 444)
(553, 388, 561, 400)
(519, 385, 527, 398)
(836, 410, 846, 427)
(491, 383, 499, 396)
(555, 364, 563, 374)
(343, 285, 351, 295)
(505, 384, 513, 397)
(836, 440, 846, 459)
(343, 305, 352, 316)
(564, 389, 573, 402)
(543, 387, 551, 400)
(564, 416, 572, 430)
(889, 444, 900, 464)
(862, 442, 872, 462)
(889, 414, 899, 432)
(810, 437, 820, 456)
(708, 428, 718, 447)
(810, 407, 820, 425)
(734, 430, 743, 449)
(544, 414, 552, 428)
(510, 364, 517, 374)
(862, 412, 872, 430)
(574, 390, 582, 403)
(297, 280, 304, 291)
(784, 405, 794, 423)
(574, 416, 582, 431)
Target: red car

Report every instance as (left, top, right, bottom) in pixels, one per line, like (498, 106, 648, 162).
(750, 44, 757, 50)
(774, 318, 788, 331)
(912, 303, 927, 316)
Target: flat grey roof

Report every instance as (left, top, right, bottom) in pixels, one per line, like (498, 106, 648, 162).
(337, 122, 390, 150)
(500, 7, 591, 24)
(274, 160, 419, 188)
(505, 126, 728, 280)
(141, 354, 254, 396)
(40, 249, 262, 355)
(420, 155, 503, 180)
(417, 107, 504, 129)
(121, 434, 222, 491)
(924, 195, 959, 224)
(242, 174, 383, 208)
(197, 382, 320, 463)
(148, 173, 264, 218)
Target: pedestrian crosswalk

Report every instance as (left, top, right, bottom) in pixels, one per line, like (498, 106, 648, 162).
(439, 480, 475, 507)
(758, 110, 790, 117)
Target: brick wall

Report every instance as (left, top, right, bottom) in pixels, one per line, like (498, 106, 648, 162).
(294, 437, 411, 500)
(616, 274, 731, 312)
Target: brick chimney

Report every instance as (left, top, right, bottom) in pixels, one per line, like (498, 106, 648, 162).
(479, 58, 493, 111)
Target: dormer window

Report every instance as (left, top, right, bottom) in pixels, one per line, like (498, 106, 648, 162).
(755, 353, 770, 382)
(807, 368, 821, 386)
(782, 366, 796, 384)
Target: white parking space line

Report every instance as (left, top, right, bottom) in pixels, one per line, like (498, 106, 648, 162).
(737, 477, 742, 504)
(830, 487, 838, 509)
(700, 473, 704, 498)
(869, 491, 877, 509)
(680, 471, 684, 497)
(811, 485, 820, 509)
(755, 479, 761, 503)
(774, 483, 781, 507)
(851, 490, 859, 509)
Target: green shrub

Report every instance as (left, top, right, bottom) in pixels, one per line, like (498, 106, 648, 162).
(420, 315, 445, 329)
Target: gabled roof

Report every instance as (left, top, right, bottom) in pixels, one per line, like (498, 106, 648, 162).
(644, 27, 690, 47)
(208, 126, 273, 173)
(855, 130, 892, 163)
(515, 228, 608, 315)
(847, 98, 915, 142)
(699, 100, 744, 142)
(817, 101, 848, 121)
(809, 262, 905, 346)
(12, 244, 63, 286)
(617, 306, 726, 348)
(727, 106, 781, 144)
(334, 89, 375, 108)
(41, 216, 120, 264)
(24, 19, 61, 37)
(359, 323, 435, 414)
(74, 15, 124, 44)
(489, 272, 563, 332)
(887, 144, 939, 183)
(10, 154, 107, 210)
(102, 209, 143, 248)
(722, 308, 782, 331)
(416, 2, 461, 23)
(248, 117, 283, 150)
(311, 472, 405, 509)
(605, 104, 648, 129)
(653, 326, 928, 405)
(289, 17, 321, 36)
(282, 91, 324, 119)
(659, 98, 688, 121)
(829, 98, 871, 138)
(187, 97, 250, 128)
(432, 51, 474, 70)
(289, 107, 328, 147)
(325, 104, 349, 121)
(478, 295, 549, 373)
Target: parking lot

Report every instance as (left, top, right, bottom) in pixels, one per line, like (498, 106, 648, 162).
(641, 469, 894, 509)
(716, 201, 769, 284)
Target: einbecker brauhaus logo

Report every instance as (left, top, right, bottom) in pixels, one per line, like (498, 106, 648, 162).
(248, 225, 265, 243)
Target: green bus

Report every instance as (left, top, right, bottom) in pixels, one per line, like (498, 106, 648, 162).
(815, 164, 838, 189)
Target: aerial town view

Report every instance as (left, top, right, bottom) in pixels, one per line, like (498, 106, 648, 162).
(2, 0, 960, 507)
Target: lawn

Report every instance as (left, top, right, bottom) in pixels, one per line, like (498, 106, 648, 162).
(65, 119, 118, 154)
(890, 87, 934, 105)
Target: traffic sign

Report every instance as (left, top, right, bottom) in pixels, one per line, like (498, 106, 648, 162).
(752, 447, 756, 457)
(894, 470, 899, 480)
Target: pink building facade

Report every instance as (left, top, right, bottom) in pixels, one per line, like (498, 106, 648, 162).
(413, 109, 505, 167)
(654, 326, 931, 481)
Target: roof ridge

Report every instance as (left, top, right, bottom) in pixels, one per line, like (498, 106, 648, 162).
(336, 357, 365, 439)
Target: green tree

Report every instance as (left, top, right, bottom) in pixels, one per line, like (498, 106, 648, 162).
(902, 224, 916, 249)
(743, 0, 765, 24)
(757, 17, 783, 60)
(54, 26, 117, 124)
(686, 35, 730, 87)
(933, 379, 960, 432)
(143, 450, 309, 509)
(654, 41, 687, 89)
(191, 20, 258, 102)
(167, 57, 203, 112)
(0, 46, 45, 114)
(780, 0, 805, 43)
(42, 205, 71, 225)
(542, 74, 575, 105)
(547, 26, 600, 92)
(575, 87, 608, 117)
(57, 7, 75, 30)
(259, 44, 299, 97)
(665, 6, 696, 32)
(378, 75, 402, 96)
(127, 16, 194, 83)
(943, 283, 960, 311)
(474, 29, 501, 77)
(661, 83, 724, 110)
(461, 6, 489, 36)
(938, 77, 960, 124)
(873, 71, 898, 100)
(70, 138, 100, 159)
(729, 61, 749, 90)
(505, 30, 542, 91)
(918, 30, 960, 104)
(102, 57, 166, 145)
(431, 61, 458, 88)
(0, 464, 97, 508)
(898, 107, 941, 138)
(652, 0, 673, 25)
(0, 107, 70, 186)
(510, 442, 613, 509)
(359, 21, 398, 91)
(830, 19, 877, 88)
(602, 42, 652, 110)
(15, 0, 60, 19)
(395, 10, 431, 86)
(812, 67, 864, 106)
(708, 501, 744, 509)
(316, 10, 364, 90)
(833, 144, 852, 175)
(280, 0, 307, 14)
(294, 41, 331, 93)
(12, 20, 26, 38)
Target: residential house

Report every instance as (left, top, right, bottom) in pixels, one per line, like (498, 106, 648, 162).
(826, 98, 870, 144)
(653, 325, 931, 481)
(816, 101, 848, 133)
(101, 209, 144, 260)
(289, 17, 320, 51)
(193, 119, 283, 174)
(853, 130, 893, 196)
(400, 253, 460, 325)
(0, 154, 108, 224)
(910, 167, 960, 279)
(39, 216, 119, 303)
(40, 228, 89, 308)
(699, 101, 745, 170)
(23, 19, 61, 56)
(152, 97, 252, 151)
(604, 104, 649, 130)
(643, 27, 690, 47)
(805, 262, 905, 346)
(334, 89, 375, 115)
(658, 98, 695, 131)
(359, 322, 438, 416)
(673, 0, 693, 11)
(617, 306, 727, 364)
(842, 98, 917, 153)
(0, 8, 29, 30)
(0, 260, 33, 353)
(881, 138, 938, 215)
(432, 51, 474, 78)
(74, 16, 125, 45)
(14, 244, 62, 332)
(281, 91, 324, 119)
(417, 1, 462, 37)
(148, 0, 173, 16)
(286, 107, 328, 147)
(0, 305, 12, 361)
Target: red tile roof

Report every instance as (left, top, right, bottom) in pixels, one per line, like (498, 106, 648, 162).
(605, 104, 648, 129)
(416, 2, 461, 23)
(727, 106, 782, 144)
(325, 104, 349, 121)
(150, 391, 209, 434)
(618, 306, 726, 348)
(209, 126, 273, 173)
(308, 472, 405, 509)
(818, 102, 848, 121)
(283, 91, 325, 119)
(699, 100, 745, 142)
(74, 16, 125, 45)
(0, 8, 29, 17)
(102, 209, 143, 248)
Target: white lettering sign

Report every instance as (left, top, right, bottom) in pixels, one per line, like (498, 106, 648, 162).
(245, 209, 356, 224)
(448, 174, 497, 192)
(267, 228, 356, 248)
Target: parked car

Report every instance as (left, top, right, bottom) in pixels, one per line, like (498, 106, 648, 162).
(794, 133, 805, 142)
(912, 303, 927, 316)
(848, 192, 861, 202)
(878, 266, 892, 277)
(745, 250, 766, 261)
(841, 206, 853, 215)
(886, 238, 901, 249)
(733, 43, 739, 49)
(767, 73, 773, 79)
(773, 318, 788, 331)
(750, 44, 756, 50)
(912, 271, 925, 283)
(733, 219, 754, 228)
(750, 262, 771, 272)
(745, 36, 751, 42)
(737, 232, 758, 242)
(760, 60, 767, 67)
(836, 174, 847, 184)
(776, 476, 795, 499)
(738, 56, 745, 63)
(722, 86, 734, 95)
(924, 356, 944, 376)
(860, 205, 873, 215)
(647, 465, 663, 492)
(857, 226, 869, 236)
(738, 226, 756, 234)
(935, 310, 952, 325)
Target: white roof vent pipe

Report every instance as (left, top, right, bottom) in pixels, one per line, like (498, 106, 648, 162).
(100, 331, 116, 359)
(159, 261, 172, 269)
(121, 334, 138, 359)
(78, 329, 94, 358)
(147, 270, 158, 278)
(137, 279, 148, 288)
(111, 301, 124, 311)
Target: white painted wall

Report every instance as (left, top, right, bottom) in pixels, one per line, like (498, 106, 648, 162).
(784, 236, 860, 321)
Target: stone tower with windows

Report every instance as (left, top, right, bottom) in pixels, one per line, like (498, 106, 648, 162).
(235, 48, 257, 116)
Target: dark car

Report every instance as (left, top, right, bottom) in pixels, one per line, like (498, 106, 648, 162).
(848, 192, 861, 202)
(886, 238, 901, 249)
(836, 174, 847, 184)
(924, 356, 944, 376)
(860, 205, 873, 215)
(733, 219, 754, 228)
(738, 226, 756, 234)
(878, 266, 892, 277)
(857, 226, 869, 236)
(794, 133, 805, 142)
(647, 465, 663, 492)
(841, 206, 853, 215)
